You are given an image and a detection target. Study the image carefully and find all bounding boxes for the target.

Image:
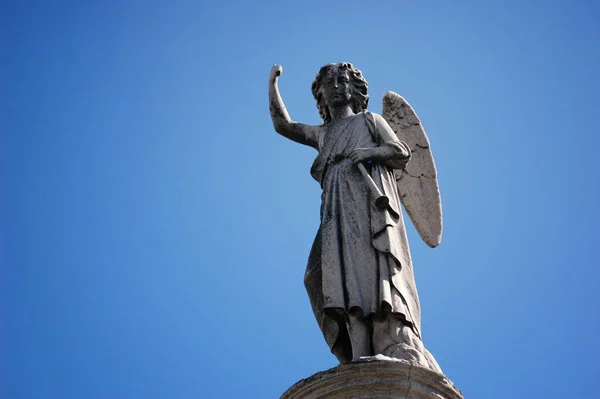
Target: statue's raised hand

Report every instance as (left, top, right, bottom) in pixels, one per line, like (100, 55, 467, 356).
(268, 64, 320, 150)
(270, 64, 283, 83)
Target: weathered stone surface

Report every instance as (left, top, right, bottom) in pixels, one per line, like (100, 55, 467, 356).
(268, 63, 448, 373)
(281, 360, 463, 399)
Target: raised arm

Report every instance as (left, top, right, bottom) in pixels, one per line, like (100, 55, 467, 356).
(269, 65, 319, 149)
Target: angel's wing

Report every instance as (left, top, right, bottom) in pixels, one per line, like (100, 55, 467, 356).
(382, 91, 442, 248)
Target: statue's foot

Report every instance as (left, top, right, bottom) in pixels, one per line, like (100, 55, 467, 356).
(371, 314, 443, 373)
(348, 354, 392, 363)
(381, 343, 442, 373)
(351, 351, 441, 374)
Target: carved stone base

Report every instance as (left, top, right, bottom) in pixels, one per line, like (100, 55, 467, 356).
(281, 360, 463, 399)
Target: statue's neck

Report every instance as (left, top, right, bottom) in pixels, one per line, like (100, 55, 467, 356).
(330, 105, 355, 122)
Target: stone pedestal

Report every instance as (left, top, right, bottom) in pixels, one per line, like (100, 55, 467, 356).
(281, 360, 463, 399)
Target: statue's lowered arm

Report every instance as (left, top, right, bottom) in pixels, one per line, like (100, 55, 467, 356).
(268, 65, 319, 149)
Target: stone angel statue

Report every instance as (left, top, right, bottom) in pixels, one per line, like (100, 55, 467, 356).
(268, 63, 443, 372)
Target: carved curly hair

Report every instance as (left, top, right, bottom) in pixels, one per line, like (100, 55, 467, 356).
(311, 62, 369, 123)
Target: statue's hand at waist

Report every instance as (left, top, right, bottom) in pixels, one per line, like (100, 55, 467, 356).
(350, 145, 406, 165)
(349, 148, 376, 164)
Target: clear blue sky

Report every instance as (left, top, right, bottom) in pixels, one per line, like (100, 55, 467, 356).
(2, 1, 600, 398)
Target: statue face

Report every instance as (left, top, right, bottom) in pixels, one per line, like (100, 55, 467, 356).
(322, 68, 352, 109)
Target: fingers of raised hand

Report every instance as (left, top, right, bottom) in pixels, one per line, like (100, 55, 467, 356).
(271, 64, 283, 78)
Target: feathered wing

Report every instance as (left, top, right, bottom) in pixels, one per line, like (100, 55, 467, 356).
(382, 91, 442, 248)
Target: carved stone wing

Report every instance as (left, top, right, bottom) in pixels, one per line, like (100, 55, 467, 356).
(382, 91, 442, 248)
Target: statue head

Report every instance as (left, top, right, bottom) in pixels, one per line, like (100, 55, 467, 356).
(311, 62, 369, 123)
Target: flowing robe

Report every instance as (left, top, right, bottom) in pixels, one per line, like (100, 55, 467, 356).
(304, 111, 421, 363)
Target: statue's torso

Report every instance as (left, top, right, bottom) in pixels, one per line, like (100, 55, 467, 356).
(310, 113, 377, 184)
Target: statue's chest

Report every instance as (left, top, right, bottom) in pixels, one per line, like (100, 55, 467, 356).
(320, 119, 374, 155)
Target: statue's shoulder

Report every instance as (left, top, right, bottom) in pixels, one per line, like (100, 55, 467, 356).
(360, 110, 385, 136)
(311, 123, 326, 139)
(361, 111, 387, 124)
(368, 111, 387, 123)
(302, 123, 327, 151)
